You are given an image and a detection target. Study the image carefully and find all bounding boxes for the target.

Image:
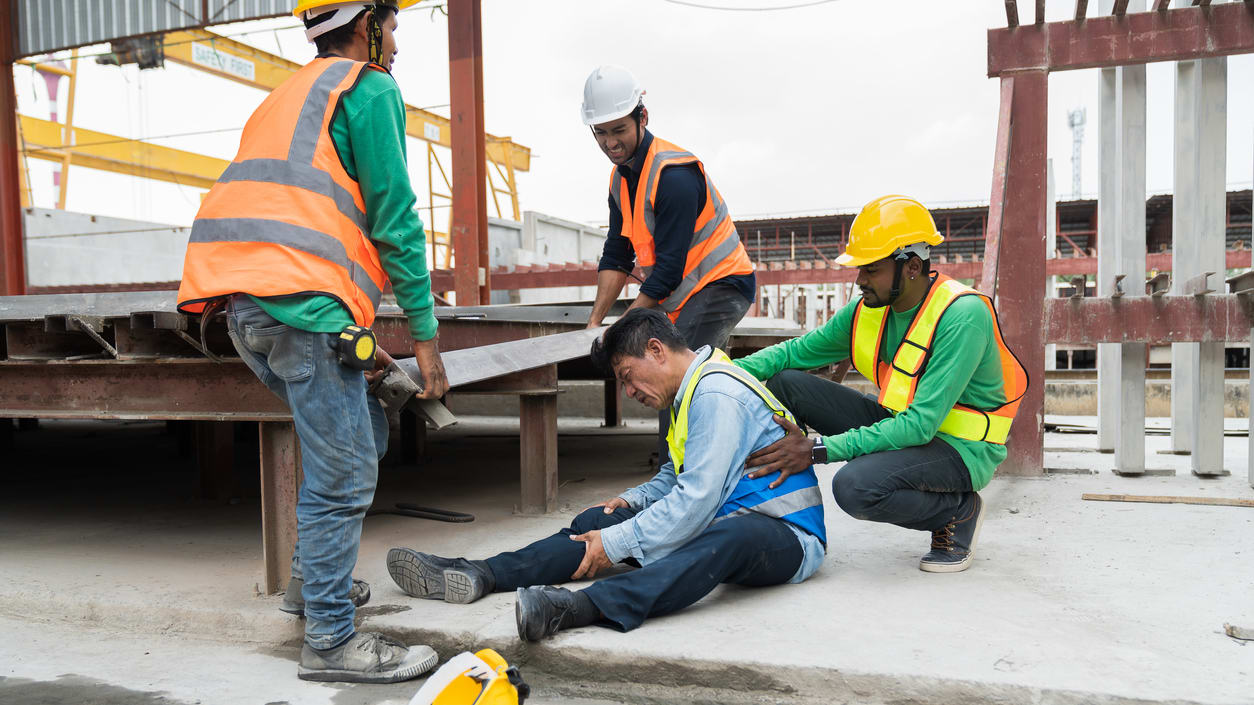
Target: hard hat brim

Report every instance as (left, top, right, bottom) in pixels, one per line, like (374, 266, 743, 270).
(581, 105, 637, 126)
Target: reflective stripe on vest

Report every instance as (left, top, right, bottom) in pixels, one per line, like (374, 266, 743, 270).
(177, 58, 388, 326)
(666, 349, 827, 545)
(609, 137, 754, 321)
(849, 273, 1029, 444)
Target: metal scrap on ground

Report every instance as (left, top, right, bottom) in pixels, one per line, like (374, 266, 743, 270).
(1081, 493, 1254, 509)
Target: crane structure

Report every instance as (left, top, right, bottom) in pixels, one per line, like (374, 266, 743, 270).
(13, 26, 532, 270)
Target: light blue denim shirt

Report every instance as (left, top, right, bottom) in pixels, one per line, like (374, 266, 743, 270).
(599, 346, 826, 584)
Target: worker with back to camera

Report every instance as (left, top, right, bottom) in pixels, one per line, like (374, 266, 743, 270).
(733, 195, 1028, 573)
(176, 0, 448, 683)
(580, 65, 757, 467)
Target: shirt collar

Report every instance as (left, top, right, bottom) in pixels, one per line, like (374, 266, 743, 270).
(616, 129, 654, 180)
(671, 345, 713, 412)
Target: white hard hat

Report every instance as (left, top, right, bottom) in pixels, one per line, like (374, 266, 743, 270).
(581, 65, 644, 126)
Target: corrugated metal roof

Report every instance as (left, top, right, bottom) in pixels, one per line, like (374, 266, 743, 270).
(15, 0, 287, 58)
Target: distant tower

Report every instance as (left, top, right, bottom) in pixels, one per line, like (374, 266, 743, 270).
(1067, 107, 1086, 198)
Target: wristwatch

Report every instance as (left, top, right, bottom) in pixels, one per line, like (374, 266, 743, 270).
(810, 436, 829, 465)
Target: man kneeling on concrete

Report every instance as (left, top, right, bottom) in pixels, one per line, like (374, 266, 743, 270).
(386, 308, 826, 640)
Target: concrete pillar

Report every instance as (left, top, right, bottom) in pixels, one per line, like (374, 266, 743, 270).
(1114, 20, 1148, 475)
(1046, 160, 1058, 372)
(1096, 60, 1119, 452)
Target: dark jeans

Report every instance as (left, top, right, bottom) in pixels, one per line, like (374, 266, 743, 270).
(484, 506, 803, 632)
(765, 369, 973, 532)
(658, 280, 753, 463)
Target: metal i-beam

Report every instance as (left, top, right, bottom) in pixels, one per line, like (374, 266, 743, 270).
(988, 3, 1254, 76)
(161, 29, 530, 173)
(1076, 0, 1090, 19)
(1006, 0, 1020, 27)
(18, 115, 228, 189)
(983, 70, 1048, 476)
(0, 0, 25, 295)
(448, 0, 490, 305)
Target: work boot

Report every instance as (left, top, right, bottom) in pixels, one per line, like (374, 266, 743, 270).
(279, 576, 371, 616)
(919, 492, 986, 573)
(386, 548, 494, 604)
(514, 586, 598, 642)
(297, 631, 438, 684)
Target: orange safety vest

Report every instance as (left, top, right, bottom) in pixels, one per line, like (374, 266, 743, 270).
(177, 57, 388, 326)
(849, 273, 1028, 444)
(609, 136, 753, 321)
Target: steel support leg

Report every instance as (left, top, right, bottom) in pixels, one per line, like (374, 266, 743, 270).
(519, 391, 558, 515)
(448, 0, 490, 305)
(984, 71, 1048, 475)
(604, 379, 622, 428)
(0, 0, 27, 296)
(1096, 47, 1119, 452)
(196, 421, 237, 501)
(260, 421, 301, 595)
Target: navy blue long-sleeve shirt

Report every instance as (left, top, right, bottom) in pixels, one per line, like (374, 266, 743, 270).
(598, 130, 755, 303)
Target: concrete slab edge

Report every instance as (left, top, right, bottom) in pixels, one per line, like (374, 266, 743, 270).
(0, 594, 1225, 705)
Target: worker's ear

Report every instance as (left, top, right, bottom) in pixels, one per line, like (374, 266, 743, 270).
(906, 256, 924, 280)
(646, 337, 666, 363)
(639, 106, 649, 129)
(354, 10, 372, 41)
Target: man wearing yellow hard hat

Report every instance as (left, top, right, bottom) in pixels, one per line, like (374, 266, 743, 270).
(177, 0, 446, 683)
(734, 195, 1027, 573)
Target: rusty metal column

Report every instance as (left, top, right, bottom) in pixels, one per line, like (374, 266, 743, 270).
(448, 0, 490, 305)
(987, 71, 1048, 475)
(0, 0, 27, 296)
(259, 421, 302, 594)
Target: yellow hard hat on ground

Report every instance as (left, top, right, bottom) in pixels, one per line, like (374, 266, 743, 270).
(835, 195, 945, 267)
(293, 0, 421, 17)
(409, 649, 530, 705)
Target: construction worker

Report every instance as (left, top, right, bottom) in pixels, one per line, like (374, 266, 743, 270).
(177, 0, 447, 683)
(734, 195, 1027, 573)
(581, 65, 756, 466)
(386, 308, 825, 641)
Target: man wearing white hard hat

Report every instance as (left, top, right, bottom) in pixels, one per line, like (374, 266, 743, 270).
(177, 0, 446, 683)
(581, 65, 757, 465)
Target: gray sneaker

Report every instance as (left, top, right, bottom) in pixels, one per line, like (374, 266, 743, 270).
(280, 576, 371, 616)
(386, 548, 493, 604)
(919, 493, 986, 573)
(298, 632, 438, 684)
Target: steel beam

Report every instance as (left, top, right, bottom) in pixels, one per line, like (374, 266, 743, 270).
(0, 0, 25, 296)
(259, 421, 301, 595)
(981, 76, 1016, 298)
(448, 0, 490, 305)
(988, 3, 1254, 76)
(1006, 0, 1020, 27)
(1077, 0, 1091, 19)
(986, 70, 1048, 476)
(1045, 296, 1254, 343)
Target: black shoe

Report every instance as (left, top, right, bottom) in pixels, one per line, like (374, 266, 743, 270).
(919, 493, 986, 573)
(515, 586, 590, 642)
(386, 548, 493, 604)
(280, 576, 370, 616)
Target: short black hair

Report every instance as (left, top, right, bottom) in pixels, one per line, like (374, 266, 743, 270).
(309, 5, 396, 54)
(590, 308, 688, 374)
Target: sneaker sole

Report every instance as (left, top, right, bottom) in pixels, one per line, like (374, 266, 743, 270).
(443, 569, 478, 605)
(919, 495, 986, 574)
(297, 645, 438, 684)
(387, 548, 447, 600)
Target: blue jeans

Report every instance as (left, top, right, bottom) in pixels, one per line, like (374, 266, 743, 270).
(225, 296, 388, 650)
(485, 506, 803, 632)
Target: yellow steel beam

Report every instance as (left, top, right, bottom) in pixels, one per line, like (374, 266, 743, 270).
(161, 29, 531, 172)
(18, 115, 228, 190)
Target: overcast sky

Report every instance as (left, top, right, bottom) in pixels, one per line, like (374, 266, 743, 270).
(14, 0, 1254, 231)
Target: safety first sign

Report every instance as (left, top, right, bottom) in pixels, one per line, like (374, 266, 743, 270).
(191, 42, 256, 83)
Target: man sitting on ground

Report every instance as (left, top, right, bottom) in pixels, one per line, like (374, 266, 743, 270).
(385, 308, 827, 641)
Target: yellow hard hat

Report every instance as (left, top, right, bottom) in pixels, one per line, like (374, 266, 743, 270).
(835, 195, 944, 267)
(409, 649, 530, 705)
(293, 0, 421, 17)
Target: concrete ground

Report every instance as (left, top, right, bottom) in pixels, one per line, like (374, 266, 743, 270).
(1, 416, 1251, 705)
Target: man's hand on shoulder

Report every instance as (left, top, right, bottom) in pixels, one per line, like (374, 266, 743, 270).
(745, 414, 814, 489)
(411, 336, 449, 399)
(570, 529, 612, 579)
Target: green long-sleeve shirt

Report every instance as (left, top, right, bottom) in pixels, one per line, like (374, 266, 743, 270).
(250, 66, 437, 342)
(735, 292, 1008, 490)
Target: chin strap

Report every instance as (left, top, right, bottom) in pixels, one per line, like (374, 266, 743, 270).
(886, 255, 907, 306)
(366, 8, 385, 68)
